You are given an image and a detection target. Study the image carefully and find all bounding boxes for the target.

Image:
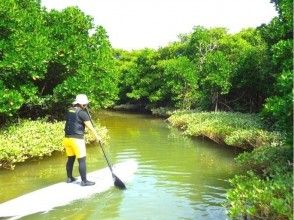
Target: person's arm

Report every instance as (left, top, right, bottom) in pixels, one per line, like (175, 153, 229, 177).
(84, 120, 102, 143)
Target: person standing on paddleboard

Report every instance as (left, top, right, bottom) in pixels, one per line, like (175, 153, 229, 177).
(63, 94, 101, 186)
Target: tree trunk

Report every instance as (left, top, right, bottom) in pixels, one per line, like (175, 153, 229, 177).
(214, 92, 218, 112)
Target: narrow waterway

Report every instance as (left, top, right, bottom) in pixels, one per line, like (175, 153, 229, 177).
(0, 111, 240, 220)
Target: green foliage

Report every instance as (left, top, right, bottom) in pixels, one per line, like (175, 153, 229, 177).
(227, 3, 293, 212)
(201, 51, 232, 110)
(116, 26, 277, 113)
(236, 144, 292, 176)
(116, 49, 160, 106)
(227, 171, 292, 220)
(226, 29, 272, 112)
(271, 39, 293, 71)
(185, 26, 227, 61)
(260, 0, 293, 140)
(54, 26, 119, 109)
(227, 144, 293, 219)
(0, 81, 24, 117)
(225, 129, 282, 149)
(37, 6, 93, 96)
(262, 70, 293, 136)
(0, 118, 107, 169)
(114, 49, 140, 103)
(0, 1, 119, 119)
(156, 56, 198, 109)
(0, 0, 49, 118)
(168, 112, 282, 149)
(0, 119, 64, 169)
(184, 27, 235, 110)
(271, 0, 293, 38)
(202, 51, 232, 94)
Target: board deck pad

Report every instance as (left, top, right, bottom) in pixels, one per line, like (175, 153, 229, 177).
(0, 159, 137, 219)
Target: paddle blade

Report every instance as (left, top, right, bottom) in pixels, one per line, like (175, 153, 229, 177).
(113, 174, 126, 190)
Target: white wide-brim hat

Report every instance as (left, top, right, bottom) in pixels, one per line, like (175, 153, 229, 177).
(72, 94, 89, 105)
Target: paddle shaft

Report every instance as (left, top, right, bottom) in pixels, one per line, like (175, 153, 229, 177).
(98, 141, 114, 173)
(85, 108, 114, 173)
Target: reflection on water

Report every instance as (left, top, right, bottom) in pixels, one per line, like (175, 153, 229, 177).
(0, 110, 240, 220)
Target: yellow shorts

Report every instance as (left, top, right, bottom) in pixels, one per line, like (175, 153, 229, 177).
(63, 137, 86, 158)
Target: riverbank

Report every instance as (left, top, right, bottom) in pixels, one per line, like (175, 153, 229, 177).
(164, 109, 292, 219)
(0, 119, 107, 169)
(167, 111, 283, 150)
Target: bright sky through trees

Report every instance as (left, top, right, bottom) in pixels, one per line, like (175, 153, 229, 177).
(42, 0, 277, 50)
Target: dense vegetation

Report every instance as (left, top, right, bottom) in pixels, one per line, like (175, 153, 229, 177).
(115, 1, 292, 137)
(0, 0, 118, 122)
(168, 111, 282, 149)
(0, 0, 292, 219)
(0, 119, 107, 169)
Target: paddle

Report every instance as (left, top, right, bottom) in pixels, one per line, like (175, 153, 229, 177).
(85, 108, 126, 190)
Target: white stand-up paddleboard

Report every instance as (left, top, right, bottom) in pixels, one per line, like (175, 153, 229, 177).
(0, 159, 137, 219)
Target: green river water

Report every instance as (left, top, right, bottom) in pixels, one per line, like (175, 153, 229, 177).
(0, 111, 240, 220)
